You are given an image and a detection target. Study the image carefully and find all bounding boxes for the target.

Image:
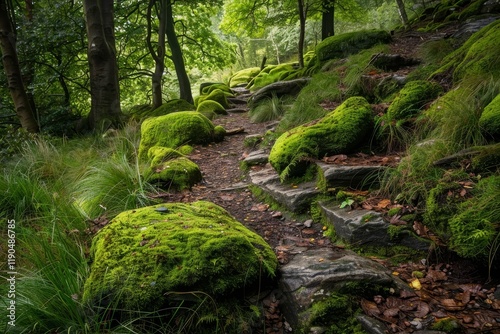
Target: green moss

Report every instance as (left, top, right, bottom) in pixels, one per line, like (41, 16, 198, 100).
(200, 82, 233, 96)
(197, 100, 227, 116)
(138, 111, 221, 159)
(387, 80, 442, 120)
(83, 201, 278, 310)
(148, 156, 202, 190)
(315, 30, 391, 63)
(248, 63, 298, 91)
(196, 89, 231, 109)
(387, 207, 402, 216)
(269, 97, 374, 181)
(214, 125, 226, 142)
(424, 181, 465, 237)
(433, 20, 500, 83)
(431, 317, 461, 333)
(471, 143, 500, 173)
(449, 175, 500, 258)
(148, 99, 196, 118)
(479, 93, 500, 140)
(387, 224, 407, 240)
(178, 145, 194, 155)
(147, 146, 183, 166)
(229, 67, 262, 87)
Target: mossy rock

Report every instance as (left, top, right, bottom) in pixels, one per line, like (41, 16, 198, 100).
(387, 80, 442, 120)
(479, 93, 500, 140)
(269, 96, 374, 180)
(147, 99, 196, 119)
(196, 100, 228, 115)
(138, 111, 222, 159)
(195, 89, 231, 109)
(147, 146, 184, 166)
(82, 201, 278, 310)
(148, 156, 202, 190)
(449, 175, 500, 258)
(200, 82, 233, 96)
(433, 20, 500, 82)
(248, 63, 299, 91)
(315, 30, 391, 63)
(229, 67, 262, 87)
(470, 143, 500, 172)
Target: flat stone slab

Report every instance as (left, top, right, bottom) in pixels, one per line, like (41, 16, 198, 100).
(249, 167, 320, 212)
(243, 149, 269, 166)
(279, 248, 407, 328)
(317, 162, 386, 190)
(319, 201, 430, 251)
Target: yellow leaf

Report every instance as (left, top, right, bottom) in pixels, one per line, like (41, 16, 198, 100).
(409, 278, 422, 290)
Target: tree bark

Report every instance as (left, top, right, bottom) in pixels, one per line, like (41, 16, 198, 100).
(165, 0, 193, 104)
(83, 0, 122, 131)
(147, 0, 167, 109)
(395, 0, 408, 26)
(322, 0, 335, 40)
(0, 0, 39, 133)
(297, 0, 306, 68)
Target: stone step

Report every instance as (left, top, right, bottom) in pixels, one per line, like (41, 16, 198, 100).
(249, 167, 319, 213)
(318, 200, 430, 251)
(317, 162, 386, 191)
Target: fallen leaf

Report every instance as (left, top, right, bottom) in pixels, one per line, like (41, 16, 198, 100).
(383, 308, 400, 318)
(410, 278, 422, 290)
(440, 298, 465, 311)
(414, 301, 430, 318)
(361, 299, 381, 316)
(377, 198, 392, 209)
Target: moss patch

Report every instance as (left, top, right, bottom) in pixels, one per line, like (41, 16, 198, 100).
(83, 201, 278, 310)
(196, 89, 231, 109)
(433, 20, 500, 83)
(247, 63, 298, 91)
(229, 67, 262, 87)
(148, 157, 202, 190)
(479, 93, 500, 140)
(315, 30, 391, 63)
(197, 100, 227, 116)
(138, 111, 222, 159)
(269, 96, 374, 180)
(387, 80, 442, 120)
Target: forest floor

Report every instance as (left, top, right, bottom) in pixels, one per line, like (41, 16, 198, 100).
(167, 27, 500, 333)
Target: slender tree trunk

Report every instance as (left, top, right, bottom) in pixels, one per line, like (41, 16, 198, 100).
(83, 0, 122, 130)
(322, 0, 335, 40)
(395, 0, 408, 26)
(165, 0, 192, 103)
(297, 0, 306, 68)
(0, 0, 39, 132)
(147, 0, 167, 108)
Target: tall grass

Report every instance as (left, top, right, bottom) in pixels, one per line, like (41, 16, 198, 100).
(248, 94, 293, 123)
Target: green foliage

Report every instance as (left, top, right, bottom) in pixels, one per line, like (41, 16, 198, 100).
(315, 30, 392, 63)
(449, 175, 500, 258)
(277, 71, 341, 132)
(270, 97, 374, 180)
(0, 126, 32, 162)
(249, 94, 293, 123)
(479, 93, 500, 140)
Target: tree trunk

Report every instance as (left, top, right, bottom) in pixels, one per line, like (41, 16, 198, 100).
(322, 0, 335, 40)
(0, 0, 39, 133)
(297, 0, 306, 68)
(165, 0, 193, 104)
(83, 0, 122, 131)
(395, 0, 408, 26)
(147, 0, 167, 109)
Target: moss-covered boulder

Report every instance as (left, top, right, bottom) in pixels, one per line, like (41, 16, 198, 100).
(82, 201, 278, 310)
(315, 30, 391, 63)
(197, 100, 227, 116)
(195, 89, 231, 109)
(147, 146, 184, 166)
(200, 82, 233, 96)
(247, 63, 299, 91)
(138, 111, 222, 159)
(269, 96, 374, 180)
(139, 99, 196, 121)
(386, 80, 443, 120)
(229, 67, 262, 87)
(148, 156, 202, 190)
(433, 20, 500, 82)
(479, 93, 500, 140)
